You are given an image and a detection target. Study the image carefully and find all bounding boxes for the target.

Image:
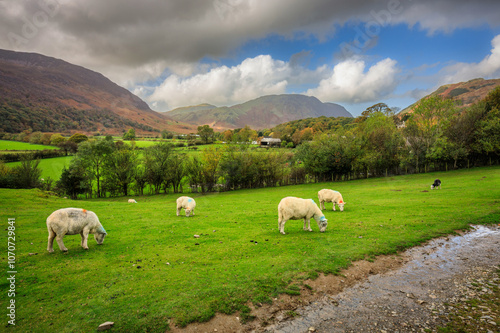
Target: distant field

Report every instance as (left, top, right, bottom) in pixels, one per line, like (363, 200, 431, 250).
(6, 155, 73, 180)
(1, 166, 498, 332)
(0, 140, 59, 151)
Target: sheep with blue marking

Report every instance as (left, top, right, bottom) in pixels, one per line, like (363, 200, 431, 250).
(318, 189, 346, 211)
(46, 208, 107, 252)
(278, 197, 328, 235)
(176, 196, 196, 217)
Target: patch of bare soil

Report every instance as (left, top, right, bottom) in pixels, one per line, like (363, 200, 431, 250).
(169, 225, 500, 333)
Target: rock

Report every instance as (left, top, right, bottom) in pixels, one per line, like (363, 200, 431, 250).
(308, 327, 316, 332)
(98, 321, 114, 330)
(194, 235, 200, 238)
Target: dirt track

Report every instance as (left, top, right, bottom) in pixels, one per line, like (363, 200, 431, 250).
(171, 225, 500, 333)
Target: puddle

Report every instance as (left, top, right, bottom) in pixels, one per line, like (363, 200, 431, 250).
(263, 225, 500, 333)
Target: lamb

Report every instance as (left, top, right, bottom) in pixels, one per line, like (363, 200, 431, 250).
(318, 189, 346, 211)
(176, 196, 196, 217)
(128, 199, 137, 203)
(278, 197, 328, 235)
(431, 179, 441, 190)
(46, 208, 107, 252)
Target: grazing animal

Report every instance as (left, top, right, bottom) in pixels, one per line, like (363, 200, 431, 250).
(318, 189, 346, 211)
(46, 208, 107, 252)
(128, 199, 137, 203)
(431, 179, 442, 190)
(176, 196, 196, 217)
(278, 197, 328, 235)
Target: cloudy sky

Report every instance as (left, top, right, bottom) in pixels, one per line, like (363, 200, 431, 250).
(1, 0, 500, 116)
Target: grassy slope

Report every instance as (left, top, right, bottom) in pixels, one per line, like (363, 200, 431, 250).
(0, 140, 59, 151)
(6, 156, 74, 180)
(0, 166, 499, 332)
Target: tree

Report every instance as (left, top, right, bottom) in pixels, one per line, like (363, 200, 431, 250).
(11, 154, 42, 188)
(123, 128, 136, 140)
(72, 138, 114, 197)
(103, 144, 138, 196)
(185, 156, 204, 192)
(56, 166, 90, 199)
(143, 142, 173, 194)
(166, 153, 185, 193)
(197, 125, 215, 144)
(201, 146, 224, 192)
(356, 112, 404, 176)
(444, 102, 488, 168)
(223, 130, 233, 142)
(29, 131, 43, 144)
(50, 133, 66, 145)
(404, 95, 456, 170)
(68, 133, 88, 144)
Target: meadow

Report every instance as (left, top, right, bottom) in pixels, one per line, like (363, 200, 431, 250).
(0, 140, 59, 151)
(0, 166, 499, 332)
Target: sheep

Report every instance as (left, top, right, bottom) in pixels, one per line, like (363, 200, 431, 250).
(278, 197, 328, 235)
(128, 199, 137, 203)
(431, 179, 441, 190)
(318, 189, 346, 211)
(176, 196, 196, 217)
(46, 208, 107, 253)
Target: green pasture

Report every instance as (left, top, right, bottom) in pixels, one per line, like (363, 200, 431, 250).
(0, 140, 59, 151)
(0, 166, 499, 332)
(6, 156, 74, 180)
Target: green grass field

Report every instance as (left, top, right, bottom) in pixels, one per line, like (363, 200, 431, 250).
(6, 156, 74, 180)
(0, 140, 59, 151)
(0, 166, 499, 332)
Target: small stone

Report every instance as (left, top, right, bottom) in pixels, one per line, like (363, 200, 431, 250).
(194, 235, 200, 238)
(98, 321, 114, 331)
(308, 327, 316, 332)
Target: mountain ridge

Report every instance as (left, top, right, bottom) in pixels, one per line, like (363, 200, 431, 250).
(164, 94, 352, 130)
(0, 49, 196, 134)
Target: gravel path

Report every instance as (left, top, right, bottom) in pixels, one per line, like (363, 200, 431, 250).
(262, 225, 500, 333)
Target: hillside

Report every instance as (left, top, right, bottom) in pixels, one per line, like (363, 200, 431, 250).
(0, 49, 195, 134)
(401, 78, 500, 114)
(163, 94, 352, 130)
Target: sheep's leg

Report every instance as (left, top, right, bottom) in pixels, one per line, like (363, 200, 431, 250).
(332, 202, 336, 211)
(47, 228, 56, 253)
(176, 206, 181, 216)
(80, 230, 89, 250)
(55, 234, 68, 252)
(279, 217, 286, 235)
(192, 208, 195, 216)
(305, 218, 312, 232)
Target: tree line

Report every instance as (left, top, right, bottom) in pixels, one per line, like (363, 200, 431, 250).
(1, 88, 499, 197)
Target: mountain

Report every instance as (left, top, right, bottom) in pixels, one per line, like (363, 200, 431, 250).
(163, 94, 352, 130)
(401, 78, 500, 114)
(0, 49, 195, 134)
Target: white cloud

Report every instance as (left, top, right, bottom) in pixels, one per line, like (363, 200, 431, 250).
(146, 55, 290, 110)
(305, 58, 399, 103)
(438, 34, 500, 84)
(143, 55, 401, 111)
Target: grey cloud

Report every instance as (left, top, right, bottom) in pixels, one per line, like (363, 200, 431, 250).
(0, 0, 498, 85)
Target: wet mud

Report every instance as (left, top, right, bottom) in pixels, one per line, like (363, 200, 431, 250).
(263, 225, 500, 333)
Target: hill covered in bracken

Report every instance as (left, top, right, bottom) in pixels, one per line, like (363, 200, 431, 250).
(401, 78, 500, 115)
(0, 49, 195, 135)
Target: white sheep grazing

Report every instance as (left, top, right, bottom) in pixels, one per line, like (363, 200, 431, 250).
(176, 196, 196, 217)
(46, 208, 107, 252)
(128, 199, 137, 203)
(318, 189, 346, 211)
(278, 197, 328, 235)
